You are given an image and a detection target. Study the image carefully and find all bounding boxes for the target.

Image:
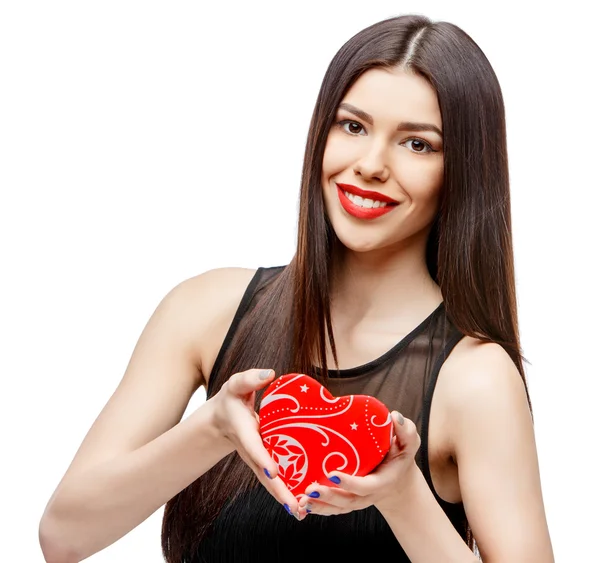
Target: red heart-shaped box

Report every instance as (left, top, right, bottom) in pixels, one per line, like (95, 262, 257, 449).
(259, 373, 393, 499)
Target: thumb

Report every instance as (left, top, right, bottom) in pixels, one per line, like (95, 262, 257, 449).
(391, 411, 420, 455)
(392, 410, 405, 428)
(227, 368, 275, 396)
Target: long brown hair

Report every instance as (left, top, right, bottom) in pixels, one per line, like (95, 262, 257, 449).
(162, 14, 528, 560)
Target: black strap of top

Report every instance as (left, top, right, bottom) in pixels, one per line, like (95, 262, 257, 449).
(419, 327, 465, 510)
(206, 267, 264, 398)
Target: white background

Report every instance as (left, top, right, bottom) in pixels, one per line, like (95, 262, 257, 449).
(1, 1, 598, 561)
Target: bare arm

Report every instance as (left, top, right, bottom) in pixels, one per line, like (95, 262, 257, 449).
(39, 268, 255, 562)
(445, 341, 554, 562)
(378, 341, 553, 562)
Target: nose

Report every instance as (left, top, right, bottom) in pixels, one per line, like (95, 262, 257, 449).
(353, 142, 390, 183)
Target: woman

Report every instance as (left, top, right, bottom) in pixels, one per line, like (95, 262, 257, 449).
(39, 14, 554, 562)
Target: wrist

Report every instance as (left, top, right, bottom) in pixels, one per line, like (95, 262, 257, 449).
(375, 461, 424, 517)
(192, 398, 236, 457)
(374, 462, 477, 562)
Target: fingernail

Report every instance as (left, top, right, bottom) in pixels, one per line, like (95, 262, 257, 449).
(306, 508, 312, 513)
(393, 411, 405, 426)
(305, 502, 313, 512)
(283, 503, 292, 515)
(264, 468, 273, 479)
(259, 369, 273, 380)
(308, 491, 320, 498)
(328, 475, 341, 485)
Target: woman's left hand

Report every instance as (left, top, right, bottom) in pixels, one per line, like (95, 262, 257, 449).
(297, 411, 422, 519)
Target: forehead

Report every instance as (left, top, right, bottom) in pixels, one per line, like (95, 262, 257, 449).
(340, 67, 442, 128)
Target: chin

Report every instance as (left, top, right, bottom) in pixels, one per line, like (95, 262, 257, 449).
(333, 228, 388, 254)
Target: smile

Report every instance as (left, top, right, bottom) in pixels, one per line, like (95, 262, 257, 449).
(335, 183, 398, 220)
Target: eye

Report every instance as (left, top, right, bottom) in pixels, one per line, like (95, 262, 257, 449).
(402, 138, 436, 154)
(337, 120, 366, 136)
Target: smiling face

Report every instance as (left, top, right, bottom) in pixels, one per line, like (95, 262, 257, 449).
(321, 67, 444, 255)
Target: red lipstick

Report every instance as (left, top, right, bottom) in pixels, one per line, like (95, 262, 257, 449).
(335, 183, 398, 220)
(336, 183, 399, 204)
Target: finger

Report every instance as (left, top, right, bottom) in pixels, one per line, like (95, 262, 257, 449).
(298, 481, 362, 510)
(298, 497, 359, 517)
(233, 410, 301, 514)
(236, 447, 300, 515)
(321, 471, 381, 497)
(234, 410, 279, 482)
(385, 434, 401, 458)
(391, 411, 420, 454)
(323, 414, 419, 495)
(227, 368, 275, 396)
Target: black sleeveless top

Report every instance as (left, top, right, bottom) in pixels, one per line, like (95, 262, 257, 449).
(197, 266, 468, 562)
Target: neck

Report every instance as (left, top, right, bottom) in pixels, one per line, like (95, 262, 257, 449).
(331, 238, 442, 323)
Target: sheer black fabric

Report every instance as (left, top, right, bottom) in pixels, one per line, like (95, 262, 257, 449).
(196, 266, 468, 562)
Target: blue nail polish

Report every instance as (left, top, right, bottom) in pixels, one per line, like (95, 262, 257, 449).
(306, 508, 312, 513)
(264, 468, 272, 479)
(328, 475, 341, 484)
(283, 503, 292, 515)
(309, 491, 320, 498)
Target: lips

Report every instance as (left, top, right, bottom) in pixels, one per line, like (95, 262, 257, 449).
(335, 183, 399, 204)
(335, 183, 398, 220)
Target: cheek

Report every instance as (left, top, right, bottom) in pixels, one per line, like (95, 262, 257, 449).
(393, 156, 443, 202)
(321, 134, 359, 181)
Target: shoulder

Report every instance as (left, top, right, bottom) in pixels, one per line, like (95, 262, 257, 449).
(439, 336, 526, 404)
(436, 336, 531, 453)
(163, 267, 259, 386)
(179, 267, 259, 302)
(160, 267, 258, 324)
(434, 339, 553, 559)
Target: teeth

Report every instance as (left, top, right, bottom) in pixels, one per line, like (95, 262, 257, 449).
(344, 191, 389, 208)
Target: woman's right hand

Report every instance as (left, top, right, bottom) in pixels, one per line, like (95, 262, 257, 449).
(207, 368, 301, 518)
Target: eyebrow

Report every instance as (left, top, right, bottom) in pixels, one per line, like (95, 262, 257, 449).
(338, 102, 443, 137)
